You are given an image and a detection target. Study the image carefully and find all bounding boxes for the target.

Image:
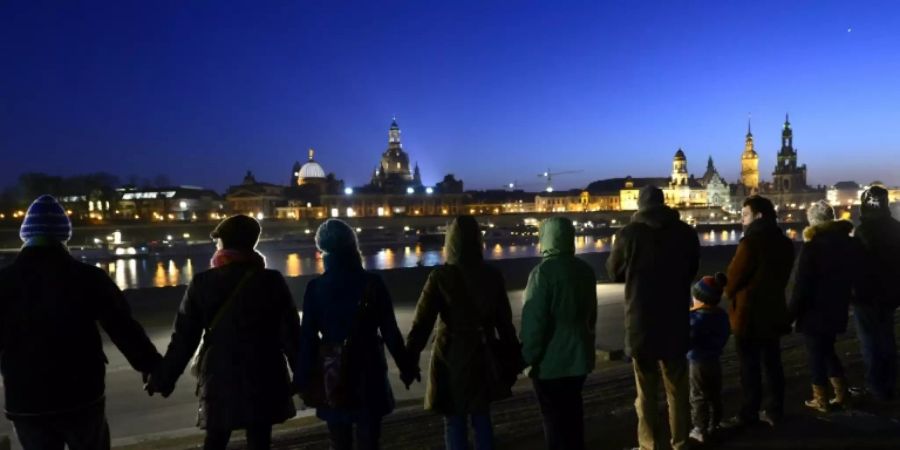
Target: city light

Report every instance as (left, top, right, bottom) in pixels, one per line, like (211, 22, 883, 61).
(179, 201, 187, 209)
(426, 187, 434, 194)
(406, 187, 415, 194)
(256, 212, 264, 220)
(344, 187, 353, 195)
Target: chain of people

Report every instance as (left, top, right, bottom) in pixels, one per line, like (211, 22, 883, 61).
(1, 184, 898, 450)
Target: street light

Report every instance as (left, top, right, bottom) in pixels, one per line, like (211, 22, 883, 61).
(406, 187, 415, 194)
(426, 187, 434, 195)
(344, 187, 354, 195)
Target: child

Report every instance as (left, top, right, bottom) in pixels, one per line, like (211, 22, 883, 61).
(688, 273, 731, 443)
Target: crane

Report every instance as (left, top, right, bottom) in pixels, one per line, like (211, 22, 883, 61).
(538, 169, 583, 192)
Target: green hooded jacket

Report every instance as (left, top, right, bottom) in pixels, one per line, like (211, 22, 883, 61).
(520, 217, 598, 379)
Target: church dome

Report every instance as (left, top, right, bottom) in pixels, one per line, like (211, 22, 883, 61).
(674, 148, 686, 160)
(299, 161, 325, 179)
(297, 148, 326, 185)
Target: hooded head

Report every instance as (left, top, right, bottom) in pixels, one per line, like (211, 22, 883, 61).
(315, 218, 362, 270)
(210, 214, 261, 250)
(638, 185, 665, 211)
(445, 215, 483, 265)
(806, 200, 835, 227)
(539, 217, 575, 257)
(861, 186, 891, 220)
(20, 195, 72, 245)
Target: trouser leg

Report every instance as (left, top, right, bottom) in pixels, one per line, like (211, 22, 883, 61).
(203, 429, 232, 450)
(804, 333, 829, 387)
(444, 415, 469, 450)
(244, 424, 273, 450)
(690, 361, 708, 432)
(13, 419, 66, 450)
(633, 358, 662, 450)
(327, 421, 353, 450)
(735, 336, 762, 422)
(661, 357, 690, 450)
(761, 337, 785, 418)
(470, 412, 495, 450)
(355, 416, 382, 450)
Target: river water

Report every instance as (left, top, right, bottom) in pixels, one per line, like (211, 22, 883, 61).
(59, 227, 778, 291)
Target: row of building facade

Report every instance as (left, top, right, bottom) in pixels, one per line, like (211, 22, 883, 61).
(14, 117, 897, 223)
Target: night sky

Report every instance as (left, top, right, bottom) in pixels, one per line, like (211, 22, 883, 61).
(3, 1, 900, 192)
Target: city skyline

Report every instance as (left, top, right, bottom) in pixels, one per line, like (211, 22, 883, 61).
(4, 1, 900, 191)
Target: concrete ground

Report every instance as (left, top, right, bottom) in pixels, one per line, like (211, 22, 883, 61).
(112, 312, 900, 450)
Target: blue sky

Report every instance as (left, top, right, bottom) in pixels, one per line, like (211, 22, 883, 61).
(3, 0, 900, 191)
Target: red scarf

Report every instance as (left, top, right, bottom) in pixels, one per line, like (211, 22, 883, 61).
(210, 248, 266, 269)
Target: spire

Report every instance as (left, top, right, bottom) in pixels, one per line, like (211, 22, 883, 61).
(746, 113, 752, 137)
(308, 147, 315, 162)
(707, 156, 714, 170)
(784, 112, 791, 129)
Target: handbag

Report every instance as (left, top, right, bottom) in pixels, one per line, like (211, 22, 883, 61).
(301, 280, 375, 409)
(189, 269, 256, 378)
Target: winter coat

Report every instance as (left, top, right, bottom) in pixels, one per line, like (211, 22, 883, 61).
(521, 217, 598, 380)
(406, 220, 521, 415)
(688, 306, 730, 362)
(607, 205, 700, 360)
(789, 220, 864, 335)
(853, 214, 900, 309)
(725, 219, 795, 339)
(0, 243, 161, 418)
(296, 266, 407, 423)
(155, 263, 301, 430)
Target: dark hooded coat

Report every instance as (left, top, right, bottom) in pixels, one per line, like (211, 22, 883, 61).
(0, 243, 161, 418)
(295, 252, 408, 423)
(854, 198, 900, 309)
(406, 217, 521, 414)
(725, 219, 795, 338)
(789, 220, 864, 335)
(155, 262, 301, 430)
(607, 205, 700, 360)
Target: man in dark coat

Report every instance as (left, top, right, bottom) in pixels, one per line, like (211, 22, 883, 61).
(852, 186, 900, 401)
(724, 195, 794, 428)
(607, 185, 700, 450)
(789, 200, 863, 411)
(0, 195, 161, 449)
(148, 215, 301, 450)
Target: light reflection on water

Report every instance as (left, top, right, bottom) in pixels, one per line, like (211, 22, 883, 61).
(84, 231, 748, 291)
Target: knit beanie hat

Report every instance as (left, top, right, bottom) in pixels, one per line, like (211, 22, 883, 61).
(315, 219, 359, 255)
(19, 195, 72, 243)
(692, 273, 727, 305)
(806, 200, 835, 227)
(638, 185, 665, 210)
(210, 214, 261, 249)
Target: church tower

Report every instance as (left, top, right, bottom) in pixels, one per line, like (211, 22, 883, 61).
(740, 118, 760, 192)
(772, 114, 807, 193)
(671, 148, 689, 186)
(369, 118, 422, 192)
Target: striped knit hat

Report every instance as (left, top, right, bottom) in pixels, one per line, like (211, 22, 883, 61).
(19, 195, 72, 243)
(692, 272, 728, 305)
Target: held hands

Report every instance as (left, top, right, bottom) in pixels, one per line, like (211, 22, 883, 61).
(400, 366, 421, 390)
(143, 371, 173, 398)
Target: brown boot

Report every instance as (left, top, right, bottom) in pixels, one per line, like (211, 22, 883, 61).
(830, 377, 850, 408)
(805, 384, 831, 412)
